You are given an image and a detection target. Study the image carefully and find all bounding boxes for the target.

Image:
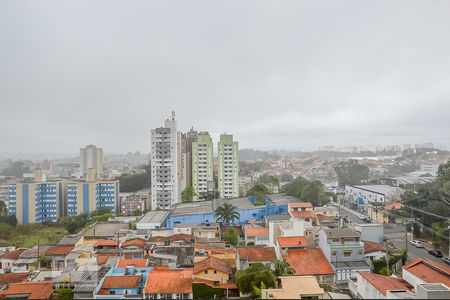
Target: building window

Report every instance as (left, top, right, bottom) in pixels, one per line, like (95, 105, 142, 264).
(214, 270, 217, 274)
(344, 250, 352, 257)
(358, 250, 363, 255)
(332, 251, 337, 256)
(205, 270, 208, 274)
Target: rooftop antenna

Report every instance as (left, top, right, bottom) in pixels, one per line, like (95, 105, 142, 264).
(171, 111, 176, 121)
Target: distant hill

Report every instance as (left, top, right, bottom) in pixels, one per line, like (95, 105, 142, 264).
(239, 149, 280, 161)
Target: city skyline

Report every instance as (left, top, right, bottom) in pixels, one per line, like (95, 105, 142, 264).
(1, 1, 450, 153)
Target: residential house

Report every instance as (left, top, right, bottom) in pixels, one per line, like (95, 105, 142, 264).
(0, 273, 30, 290)
(290, 210, 318, 225)
(194, 244, 237, 268)
(402, 258, 450, 289)
(363, 241, 386, 261)
(193, 224, 221, 242)
(144, 267, 193, 299)
(244, 227, 270, 246)
(261, 276, 325, 299)
(116, 259, 148, 269)
(13, 245, 51, 273)
(288, 202, 314, 213)
(94, 262, 152, 299)
(235, 247, 276, 270)
(193, 256, 232, 286)
(45, 244, 74, 270)
(0, 249, 27, 273)
(317, 228, 370, 282)
(173, 224, 196, 236)
(275, 236, 308, 260)
(94, 240, 119, 251)
(314, 206, 338, 217)
(0, 281, 53, 299)
(349, 272, 413, 299)
(120, 238, 146, 259)
(285, 249, 336, 285)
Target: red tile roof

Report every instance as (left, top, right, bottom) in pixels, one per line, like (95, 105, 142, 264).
(363, 241, 386, 254)
(94, 240, 118, 248)
(289, 202, 313, 209)
(171, 233, 193, 241)
(121, 238, 146, 249)
(285, 249, 335, 276)
(145, 269, 193, 294)
(0, 273, 30, 284)
(0, 249, 27, 260)
(384, 202, 401, 210)
(101, 275, 142, 289)
(236, 247, 276, 261)
(3, 281, 53, 299)
(403, 258, 450, 286)
(45, 244, 74, 256)
(290, 211, 316, 219)
(244, 228, 269, 236)
(116, 259, 148, 268)
(358, 272, 413, 296)
(97, 253, 116, 265)
(194, 256, 232, 275)
(277, 236, 309, 248)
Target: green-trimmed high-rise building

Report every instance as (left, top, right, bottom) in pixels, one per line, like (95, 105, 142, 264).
(217, 134, 239, 198)
(192, 132, 214, 201)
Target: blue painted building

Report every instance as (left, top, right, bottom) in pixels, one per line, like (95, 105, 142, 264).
(165, 195, 296, 229)
(8, 180, 64, 224)
(94, 264, 152, 299)
(67, 180, 119, 216)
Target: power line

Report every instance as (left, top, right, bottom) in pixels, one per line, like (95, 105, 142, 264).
(402, 205, 450, 221)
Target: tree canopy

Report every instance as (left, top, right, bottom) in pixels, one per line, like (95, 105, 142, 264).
(283, 177, 330, 207)
(236, 263, 276, 296)
(334, 159, 369, 187)
(181, 186, 196, 203)
(117, 164, 151, 192)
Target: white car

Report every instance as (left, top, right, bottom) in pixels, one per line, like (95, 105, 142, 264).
(358, 213, 367, 220)
(410, 240, 424, 248)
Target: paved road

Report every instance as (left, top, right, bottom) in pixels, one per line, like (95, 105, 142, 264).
(337, 204, 447, 263)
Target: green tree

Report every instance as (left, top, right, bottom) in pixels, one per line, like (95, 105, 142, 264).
(283, 177, 330, 207)
(236, 263, 276, 296)
(247, 183, 269, 205)
(1, 161, 30, 177)
(272, 260, 294, 278)
(118, 164, 151, 192)
(223, 228, 238, 246)
(214, 203, 240, 225)
(181, 186, 196, 203)
(261, 175, 279, 193)
(334, 160, 369, 187)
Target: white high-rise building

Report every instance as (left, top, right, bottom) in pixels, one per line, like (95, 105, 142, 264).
(217, 134, 239, 198)
(150, 112, 181, 210)
(80, 144, 104, 179)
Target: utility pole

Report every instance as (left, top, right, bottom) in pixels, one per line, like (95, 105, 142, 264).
(385, 240, 390, 276)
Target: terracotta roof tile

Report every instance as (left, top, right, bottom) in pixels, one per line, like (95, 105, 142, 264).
(121, 238, 146, 249)
(0, 273, 30, 284)
(244, 228, 269, 236)
(236, 247, 276, 261)
(45, 244, 74, 256)
(3, 281, 53, 299)
(101, 275, 142, 289)
(277, 236, 309, 248)
(171, 234, 193, 241)
(290, 211, 316, 219)
(358, 272, 413, 296)
(194, 256, 232, 274)
(97, 253, 116, 265)
(195, 244, 236, 254)
(403, 258, 450, 286)
(94, 240, 119, 248)
(116, 259, 148, 268)
(285, 249, 335, 276)
(0, 249, 27, 260)
(363, 241, 386, 254)
(289, 202, 314, 208)
(145, 269, 193, 294)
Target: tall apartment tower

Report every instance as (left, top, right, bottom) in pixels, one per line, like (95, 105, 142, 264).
(217, 134, 239, 198)
(80, 145, 104, 179)
(180, 127, 198, 192)
(150, 112, 181, 210)
(192, 132, 214, 201)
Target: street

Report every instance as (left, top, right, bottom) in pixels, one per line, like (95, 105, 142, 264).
(337, 204, 446, 263)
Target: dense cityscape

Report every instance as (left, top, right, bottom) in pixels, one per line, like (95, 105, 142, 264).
(2, 1, 450, 299)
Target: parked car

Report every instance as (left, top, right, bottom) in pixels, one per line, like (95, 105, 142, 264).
(442, 257, 450, 265)
(409, 240, 424, 248)
(331, 202, 339, 207)
(428, 250, 443, 258)
(358, 213, 366, 220)
(364, 217, 372, 223)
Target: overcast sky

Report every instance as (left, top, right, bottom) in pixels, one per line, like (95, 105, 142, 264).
(1, 1, 450, 154)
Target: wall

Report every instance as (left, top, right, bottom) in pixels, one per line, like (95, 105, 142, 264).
(194, 268, 229, 284)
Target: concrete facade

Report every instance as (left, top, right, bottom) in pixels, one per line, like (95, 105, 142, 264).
(192, 132, 213, 201)
(217, 134, 239, 199)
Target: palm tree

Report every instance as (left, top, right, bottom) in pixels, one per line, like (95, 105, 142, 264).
(272, 260, 294, 288)
(214, 203, 240, 225)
